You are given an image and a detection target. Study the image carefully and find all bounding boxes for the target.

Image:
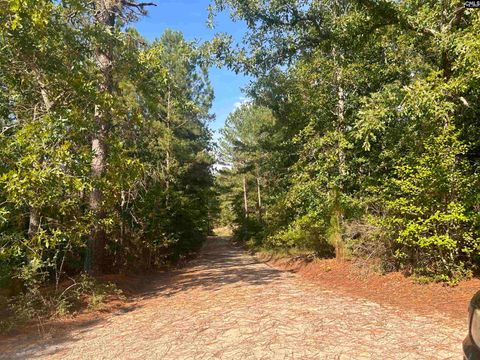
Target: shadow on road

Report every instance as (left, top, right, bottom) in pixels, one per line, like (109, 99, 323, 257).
(138, 236, 284, 299)
(0, 236, 283, 359)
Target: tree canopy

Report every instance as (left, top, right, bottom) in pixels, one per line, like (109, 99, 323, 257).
(215, 0, 480, 283)
(0, 0, 216, 324)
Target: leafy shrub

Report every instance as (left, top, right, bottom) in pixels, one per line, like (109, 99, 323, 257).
(0, 274, 124, 334)
(264, 214, 335, 258)
(235, 217, 264, 246)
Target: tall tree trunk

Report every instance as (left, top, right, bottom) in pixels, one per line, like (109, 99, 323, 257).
(165, 86, 171, 207)
(256, 173, 262, 223)
(28, 207, 40, 239)
(332, 46, 346, 181)
(37, 76, 53, 113)
(243, 175, 248, 218)
(86, 0, 117, 275)
(28, 70, 52, 239)
(332, 44, 346, 259)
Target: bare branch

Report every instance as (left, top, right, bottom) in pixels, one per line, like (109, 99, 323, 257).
(1, 124, 19, 135)
(121, 0, 157, 9)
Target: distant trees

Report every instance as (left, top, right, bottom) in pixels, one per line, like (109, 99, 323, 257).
(0, 0, 215, 303)
(217, 105, 275, 234)
(214, 0, 480, 282)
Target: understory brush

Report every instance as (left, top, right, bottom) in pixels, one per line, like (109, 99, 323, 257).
(0, 274, 124, 334)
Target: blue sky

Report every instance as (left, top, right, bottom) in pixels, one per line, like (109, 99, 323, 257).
(135, 0, 250, 140)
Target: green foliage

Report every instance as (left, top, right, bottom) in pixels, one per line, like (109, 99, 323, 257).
(214, 0, 480, 282)
(265, 214, 335, 258)
(0, 274, 124, 334)
(0, 0, 216, 327)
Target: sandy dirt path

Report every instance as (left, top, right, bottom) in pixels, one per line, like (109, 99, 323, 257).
(0, 237, 465, 359)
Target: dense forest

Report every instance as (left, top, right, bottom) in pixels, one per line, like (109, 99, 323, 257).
(1, 0, 480, 333)
(214, 0, 480, 284)
(0, 0, 215, 326)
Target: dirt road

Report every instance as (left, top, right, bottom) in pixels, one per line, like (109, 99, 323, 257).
(0, 237, 465, 359)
